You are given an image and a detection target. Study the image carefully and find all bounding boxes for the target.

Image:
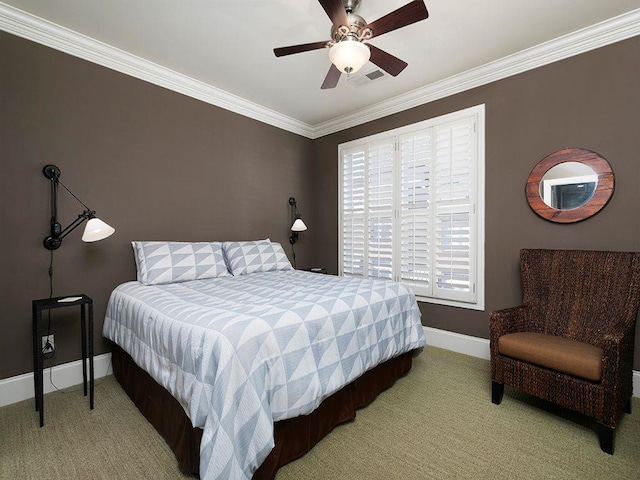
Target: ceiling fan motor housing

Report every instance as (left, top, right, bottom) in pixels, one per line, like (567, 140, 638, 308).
(342, 0, 362, 14)
(331, 13, 367, 42)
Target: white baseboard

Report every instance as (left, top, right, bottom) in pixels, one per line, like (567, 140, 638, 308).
(423, 326, 640, 398)
(424, 326, 491, 360)
(0, 353, 112, 408)
(1, 329, 638, 407)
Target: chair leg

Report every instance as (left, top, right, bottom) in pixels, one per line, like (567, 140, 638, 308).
(597, 423, 614, 455)
(623, 398, 631, 414)
(492, 381, 504, 405)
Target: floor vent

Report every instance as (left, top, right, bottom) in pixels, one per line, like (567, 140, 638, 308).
(347, 69, 387, 87)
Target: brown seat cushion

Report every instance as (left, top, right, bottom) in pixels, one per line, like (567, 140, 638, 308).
(499, 332, 603, 381)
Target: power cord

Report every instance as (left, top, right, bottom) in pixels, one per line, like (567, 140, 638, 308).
(42, 250, 55, 360)
(291, 243, 297, 269)
(47, 356, 65, 392)
(46, 352, 113, 395)
(46, 356, 80, 394)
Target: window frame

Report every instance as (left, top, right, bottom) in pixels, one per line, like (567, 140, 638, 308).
(338, 104, 485, 311)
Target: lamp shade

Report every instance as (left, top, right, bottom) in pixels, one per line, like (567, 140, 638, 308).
(291, 218, 307, 232)
(329, 40, 370, 75)
(82, 217, 115, 243)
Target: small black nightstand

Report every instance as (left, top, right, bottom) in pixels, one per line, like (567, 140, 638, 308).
(32, 294, 94, 427)
(302, 268, 328, 274)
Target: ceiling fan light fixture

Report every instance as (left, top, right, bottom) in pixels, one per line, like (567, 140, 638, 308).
(329, 39, 370, 75)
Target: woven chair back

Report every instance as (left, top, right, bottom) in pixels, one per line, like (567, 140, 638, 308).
(519, 249, 640, 344)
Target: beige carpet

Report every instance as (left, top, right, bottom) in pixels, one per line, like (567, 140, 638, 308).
(1, 347, 638, 479)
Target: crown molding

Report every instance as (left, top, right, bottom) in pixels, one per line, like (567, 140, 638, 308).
(312, 8, 640, 138)
(1, 3, 638, 140)
(0, 3, 315, 138)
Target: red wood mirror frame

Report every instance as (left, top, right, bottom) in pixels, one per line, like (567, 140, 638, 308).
(526, 148, 614, 223)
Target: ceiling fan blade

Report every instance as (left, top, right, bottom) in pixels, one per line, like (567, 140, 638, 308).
(361, 0, 428, 39)
(368, 44, 408, 77)
(274, 41, 329, 57)
(318, 0, 350, 28)
(321, 64, 342, 89)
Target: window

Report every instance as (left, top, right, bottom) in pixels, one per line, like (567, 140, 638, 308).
(339, 105, 485, 310)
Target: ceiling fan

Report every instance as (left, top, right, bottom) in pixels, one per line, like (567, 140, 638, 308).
(273, 0, 429, 89)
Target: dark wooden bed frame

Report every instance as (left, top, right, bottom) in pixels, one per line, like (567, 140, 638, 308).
(112, 344, 415, 479)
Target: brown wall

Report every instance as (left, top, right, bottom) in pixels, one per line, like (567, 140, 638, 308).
(310, 37, 640, 368)
(0, 33, 314, 378)
(2, 32, 640, 379)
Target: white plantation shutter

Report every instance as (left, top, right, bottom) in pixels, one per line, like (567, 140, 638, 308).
(367, 140, 394, 280)
(399, 130, 431, 297)
(433, 118, 476, 302)
(339, 105, 484, 310)
(342, 147, 366, 277)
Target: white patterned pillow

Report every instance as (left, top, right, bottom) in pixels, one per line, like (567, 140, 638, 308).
(222, 240, 293, 275)
(132, 241, 230, 285)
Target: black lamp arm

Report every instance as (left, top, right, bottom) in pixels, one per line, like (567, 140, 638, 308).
(58, 210, 94, 238)
(289, 196, 301, 216)
(45, 211, 93, 250)
(43, 164, 95, 250)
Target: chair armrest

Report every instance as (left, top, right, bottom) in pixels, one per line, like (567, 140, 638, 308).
(599, 324, 636, 387)
(489, 304, 535, 360)
(489, 304, 535, 378)
(489, 304, 532, 339)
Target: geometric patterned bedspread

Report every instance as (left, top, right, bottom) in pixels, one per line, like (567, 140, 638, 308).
(103, 270, 426, 479)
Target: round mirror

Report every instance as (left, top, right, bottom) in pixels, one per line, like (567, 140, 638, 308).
(539, 161, 598, 210)
(526, 148, 614, 223)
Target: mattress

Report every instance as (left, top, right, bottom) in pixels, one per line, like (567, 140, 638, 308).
(103, 270, 425, 479)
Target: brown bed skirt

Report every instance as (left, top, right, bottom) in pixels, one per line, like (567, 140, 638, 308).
(111, 344, 415, 479)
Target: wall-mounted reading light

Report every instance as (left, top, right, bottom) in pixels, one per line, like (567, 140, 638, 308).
(288, 197, 307, 269)
(289, 197, 307, 245)
(43, 164, 115, 250)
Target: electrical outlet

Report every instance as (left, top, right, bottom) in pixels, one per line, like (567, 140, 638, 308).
(42, 334, 55, 354)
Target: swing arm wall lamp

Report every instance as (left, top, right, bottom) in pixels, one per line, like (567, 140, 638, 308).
(43, 164, 115, 250)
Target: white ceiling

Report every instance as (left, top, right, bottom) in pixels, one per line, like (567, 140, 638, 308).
(2, 0, 640, 132)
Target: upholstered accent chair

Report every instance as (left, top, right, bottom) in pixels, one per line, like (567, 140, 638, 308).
(490, 249, 640, 454)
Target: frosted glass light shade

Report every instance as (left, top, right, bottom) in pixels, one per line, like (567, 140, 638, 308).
(291, 218, 307, 232)
(82, 217, 115, 242)
(329, 40, 370, 75)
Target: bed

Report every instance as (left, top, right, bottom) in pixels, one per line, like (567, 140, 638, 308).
(103, 240, 426, 480)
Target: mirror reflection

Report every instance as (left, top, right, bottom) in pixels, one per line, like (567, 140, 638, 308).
(539, 162, 598, 210)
